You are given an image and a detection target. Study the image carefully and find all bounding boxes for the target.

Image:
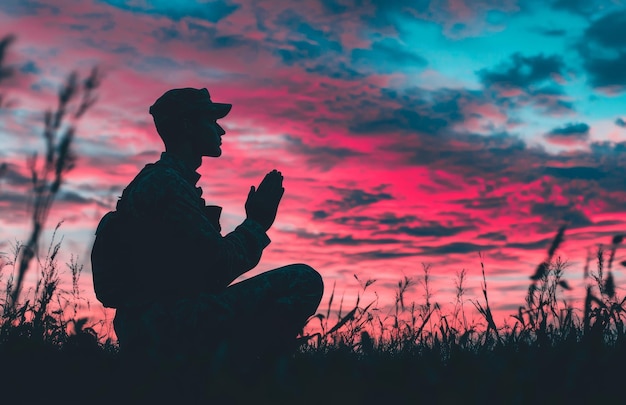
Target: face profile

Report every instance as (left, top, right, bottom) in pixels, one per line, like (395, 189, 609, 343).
(187, 115, 226, 158)
(149, 87, 232, 163)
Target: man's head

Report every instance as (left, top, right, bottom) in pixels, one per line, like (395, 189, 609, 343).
(149, 88, 231, 158)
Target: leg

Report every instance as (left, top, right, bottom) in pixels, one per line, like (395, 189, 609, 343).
(217, 263, 324, 359)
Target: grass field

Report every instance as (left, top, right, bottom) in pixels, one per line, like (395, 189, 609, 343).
(1, 228, 625, 404)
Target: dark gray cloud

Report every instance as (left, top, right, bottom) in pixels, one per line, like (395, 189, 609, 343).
(420, 242, 495, 255)
(580, 53, 626, 90)
(276, 41, 322, 65)
(616, 118, 626, 127)
(585, 10, 626, 49)
(0, 188, 94, 206)
(506, 235, 561, 251)
(151, 22, 260, 56)
(280, 227, 331, 240)
(304, 61, 366, 80)
(378, 213, 419, 225)
(80, 37, 137, 56)
(319, 0, 349, 14)
(57, 190, 94, 204)
(390, 130, 536, 181)
(346, 87, 466, 136)
(348, 108, 449, 135)
(478, 53, 566, 89)
(529, 202, 593, 228)
(100, 0, 238, 23)
(0, 0, 59, 16)
(0, 162, 30, 186)
(547, 122, 590, 136)
(351, 250, 423, 260)
(324, 187, 394, 211)
(578, 10, 626, 90)
(324, 235, 404, 245)
(19, 61, 41, 75)
(545, 122, 590, 143)
(477, 231, 508, 242)
(455, 196, 509, 211)
(395, 223, 475, 238)
(312, 210, 330, 220)
(542, 166, 605, 181)
(477, 53, 574, 114)
(330, 213, 419, 231)
(550, 0, 613, 16)
(332, 215, 376, 226)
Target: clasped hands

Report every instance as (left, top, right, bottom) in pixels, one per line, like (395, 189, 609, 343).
(245, 169, 284, 232)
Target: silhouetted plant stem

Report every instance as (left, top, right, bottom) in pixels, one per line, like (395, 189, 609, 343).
(7, 63, 101, 311)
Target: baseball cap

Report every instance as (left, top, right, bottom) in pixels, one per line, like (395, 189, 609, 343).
(149, 87, 232, 122)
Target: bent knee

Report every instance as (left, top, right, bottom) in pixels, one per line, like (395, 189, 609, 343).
(290, 263, 324, 293)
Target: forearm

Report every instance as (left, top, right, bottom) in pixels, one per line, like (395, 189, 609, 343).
(216, 218, 271, 286)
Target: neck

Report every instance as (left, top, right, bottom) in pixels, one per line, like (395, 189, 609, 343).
(166, 145, 202, 171)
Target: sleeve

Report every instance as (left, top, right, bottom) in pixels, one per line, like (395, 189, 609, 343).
(127, 168, 271, 291)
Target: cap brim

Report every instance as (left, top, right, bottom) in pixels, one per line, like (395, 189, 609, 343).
(208, 103, 232, 119)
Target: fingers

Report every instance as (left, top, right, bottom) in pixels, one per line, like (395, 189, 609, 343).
(258, 170, 283, 193)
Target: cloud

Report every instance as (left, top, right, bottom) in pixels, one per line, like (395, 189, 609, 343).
(312, 210, 330, 220)
(0, 0, 60, 16)
(477, 53, 573, 114)
(478, 53, 566, 90)
(0, 161, 31, 186)
(616, 118, 626, 128)
(542, 166, 605, 181)
(332, 213, 418, 228)
(99, 0, 239, 23)
(351, 37, 427, 74)
(271, 7, 344, 67)
(550, 0, 612, 16)
(347, 87, 469, 136)
(352, 250, 423, 260)
(477, 231, 508, 241)
(324, 234, 403, 245)
(394, 223, 475, 238)
(529, 202, 593, 228)
(544, 122, 590, 144)
(578, 10, 626, 91)
(324, 187, 395, 211)
(420, 241, 495, 255)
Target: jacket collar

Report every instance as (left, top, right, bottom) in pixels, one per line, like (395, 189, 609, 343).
(158, 151, 202, 186)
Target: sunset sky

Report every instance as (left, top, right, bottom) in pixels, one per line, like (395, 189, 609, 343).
(1, 0, 625, 338)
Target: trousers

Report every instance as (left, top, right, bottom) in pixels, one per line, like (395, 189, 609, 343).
(113, 263, 324, 364)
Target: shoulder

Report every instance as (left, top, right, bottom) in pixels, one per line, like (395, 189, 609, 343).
(133, 164, 184, 193)
(123, 164, 192, 209)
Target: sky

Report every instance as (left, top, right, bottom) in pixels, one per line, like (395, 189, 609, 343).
(0, 0, 625, 340)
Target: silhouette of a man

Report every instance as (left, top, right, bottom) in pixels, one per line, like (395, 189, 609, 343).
(98, 87, 323, 367)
